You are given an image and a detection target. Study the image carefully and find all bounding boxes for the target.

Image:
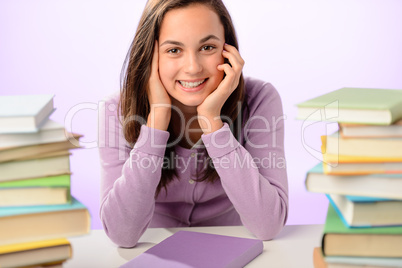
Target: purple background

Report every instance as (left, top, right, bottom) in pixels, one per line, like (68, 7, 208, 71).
(1, 0, 401, 229)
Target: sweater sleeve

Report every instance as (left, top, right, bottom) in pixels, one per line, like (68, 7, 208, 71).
(98, 97, 169, 247)
(201, 82, 289, 240)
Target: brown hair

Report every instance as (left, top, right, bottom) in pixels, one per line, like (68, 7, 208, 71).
(119, 0, 248, 196)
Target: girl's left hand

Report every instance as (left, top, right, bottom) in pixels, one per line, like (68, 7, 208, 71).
(197, 43, 245, 134)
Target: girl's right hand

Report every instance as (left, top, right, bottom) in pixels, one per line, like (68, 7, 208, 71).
(146, 41, 171, 131)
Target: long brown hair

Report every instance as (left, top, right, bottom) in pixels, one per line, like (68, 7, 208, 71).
(120, 0, 248, 196)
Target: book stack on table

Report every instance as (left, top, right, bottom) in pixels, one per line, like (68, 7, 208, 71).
(297, 87, 402, 268)
(0, 95, 90, 268)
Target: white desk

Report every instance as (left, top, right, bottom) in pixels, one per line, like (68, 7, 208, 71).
(64, 224, 324, 268)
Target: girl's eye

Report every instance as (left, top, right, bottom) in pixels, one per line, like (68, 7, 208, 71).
(201, 45, 215, 51)
(167, 48, 181, 54)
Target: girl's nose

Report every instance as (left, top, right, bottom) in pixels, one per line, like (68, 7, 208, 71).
(184, 53, 202, 74)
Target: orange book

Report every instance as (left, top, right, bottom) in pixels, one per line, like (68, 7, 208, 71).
(313, 247, 327, 268)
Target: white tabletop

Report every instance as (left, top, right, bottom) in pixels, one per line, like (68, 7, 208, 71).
(64, 224, 324, 268)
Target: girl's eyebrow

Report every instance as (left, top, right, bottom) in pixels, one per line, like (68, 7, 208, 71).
(159, 35, 221, 47)
(160, 40, 184, 47)
(199, 34, 220, 43)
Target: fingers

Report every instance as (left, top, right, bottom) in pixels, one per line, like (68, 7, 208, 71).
(150, 41, 159, 81)
(147, 40, 172, 109)
(222, 43, 245, 74)
(217, 44, 244, 92)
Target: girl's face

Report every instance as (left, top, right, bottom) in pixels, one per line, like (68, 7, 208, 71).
(158, 4, 225, 109)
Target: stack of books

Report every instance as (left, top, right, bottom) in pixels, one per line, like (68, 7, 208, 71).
(0, 95, 90, 268)
(297, 87, 402, 268)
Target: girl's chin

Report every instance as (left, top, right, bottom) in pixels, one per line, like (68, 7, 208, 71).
(171, 96, 206, 109)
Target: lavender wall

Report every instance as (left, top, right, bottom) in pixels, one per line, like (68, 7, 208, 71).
(1, 0, 401, 229)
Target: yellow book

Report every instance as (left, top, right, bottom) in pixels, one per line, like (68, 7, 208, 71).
(0, 238, 71, 268)
(322, 152, 402, 163)
(321, 136, 402, 163)
(321, 136, 402, 175)
(322, 133, 402, 158)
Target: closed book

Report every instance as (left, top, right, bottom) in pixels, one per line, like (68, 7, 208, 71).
(0, 137, 81, 163)
(323, 132, 402, 158)
(0, 238, 71, 268)
(120, 230, 263, 268)
(313, 247, 327, 268)
(326, 194, 402, 227)
(0, 197, 90, 246)
(0, 94, 54, 134)
(314, 247, 402, 268)
(0, 119, 76, 148)
(296, 87, 402, 125)
(322, 204, 402, 257)
(0, 174, 71, 207)
(325, 255, 402, 267)
(322, 161, 402, 175)
(321, 137, 402, 172)
(322, 151, 402, 164)
(305, 163, 402, 200)
(340, 120, 402, 138)
(0, 152, 70, 182)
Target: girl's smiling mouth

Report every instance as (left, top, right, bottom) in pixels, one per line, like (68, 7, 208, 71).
(177, 79, 208, 92)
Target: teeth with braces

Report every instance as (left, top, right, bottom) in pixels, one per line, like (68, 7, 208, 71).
(179, 79, 205, 88)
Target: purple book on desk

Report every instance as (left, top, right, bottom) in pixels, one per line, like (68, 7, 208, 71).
(120, 230, 263, 268)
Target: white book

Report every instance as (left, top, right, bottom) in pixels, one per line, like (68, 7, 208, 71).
(327, 194, 402, 227)
(325, 255, 402, 267)
(0, 119, 70, 148)
(0, 137, 81, 163)
(0, 94, 54, 134)
(0, 187, 69, 207)
(305, 163, 402, 200)
(340, 120, 402, 138)
(0, 152, 71, 182)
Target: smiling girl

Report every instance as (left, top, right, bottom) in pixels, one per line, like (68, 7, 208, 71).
(99, 0, 288, 248)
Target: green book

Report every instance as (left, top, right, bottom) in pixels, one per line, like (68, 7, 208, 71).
(0, 174, 70, 188)
(322, 204, 402, 257)
(0, 174, 71, 207)
(296, 87, 402, 125)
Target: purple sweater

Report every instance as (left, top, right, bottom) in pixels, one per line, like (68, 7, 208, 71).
(98, 77, 289, 247)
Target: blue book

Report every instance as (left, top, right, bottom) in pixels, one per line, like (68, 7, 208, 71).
(326, 194, 402, 228)
(0, 197, 90, 246)
(345, 195, 392, 202)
